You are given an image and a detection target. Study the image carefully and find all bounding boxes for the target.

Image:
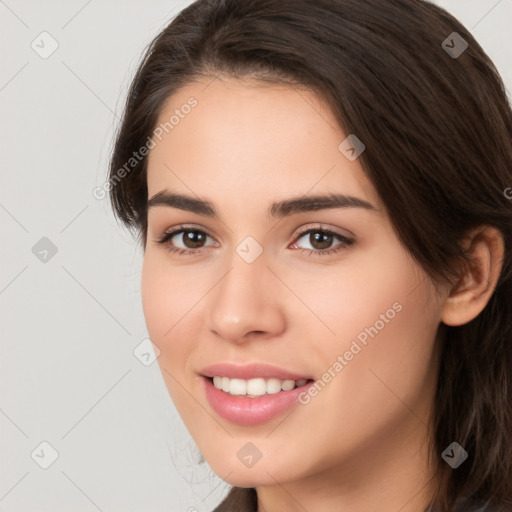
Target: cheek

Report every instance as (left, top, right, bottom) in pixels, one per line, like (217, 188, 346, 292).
(141, 255, 169, 340)
(291, 246, 440, 421)
(140, 253, 198, 381)
(141, 254, 203, 415)
(281, 245, 414, 354)
(314, 275, 439, 441)
(141, 252, 201, 340)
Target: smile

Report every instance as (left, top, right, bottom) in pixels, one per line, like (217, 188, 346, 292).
(211, 376, 309, 397)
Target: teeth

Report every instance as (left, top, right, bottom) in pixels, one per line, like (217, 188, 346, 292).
(247, 378, 267, 395)
(211, 376, 309, 397)
(266, 378, 282, 395)
(230, 378, 247, 396)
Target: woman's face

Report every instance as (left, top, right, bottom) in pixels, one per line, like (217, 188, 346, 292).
(142, 77, 445, 491)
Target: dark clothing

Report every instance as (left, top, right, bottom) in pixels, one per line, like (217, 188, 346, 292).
(212, 487, 510, 512)
(212, 487, 257, 512)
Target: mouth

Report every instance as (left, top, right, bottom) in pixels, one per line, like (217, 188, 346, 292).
(201, 375, 315, 425)
(199, 363, 316, 425)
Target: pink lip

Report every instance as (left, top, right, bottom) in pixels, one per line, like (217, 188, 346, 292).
(200, 362, 312, 381)
(202, 376, 314, 425)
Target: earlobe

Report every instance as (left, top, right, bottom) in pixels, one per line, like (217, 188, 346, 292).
(441, 226, 504, 327)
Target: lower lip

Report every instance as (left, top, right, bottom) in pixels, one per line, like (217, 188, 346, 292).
(202, 376, 313, 426)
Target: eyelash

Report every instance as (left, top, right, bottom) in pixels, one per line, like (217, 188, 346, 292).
(155, 224, 354, 258)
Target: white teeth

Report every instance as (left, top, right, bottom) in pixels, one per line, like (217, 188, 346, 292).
(229, 378, 247, 396)
(281, 379, 295, 391)
(266, 378, 282, 395)
(246, 378, 267, 395)
(211, 376, 309, 397)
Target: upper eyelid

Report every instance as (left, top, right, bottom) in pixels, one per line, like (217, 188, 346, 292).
(294, 225, 350, 238)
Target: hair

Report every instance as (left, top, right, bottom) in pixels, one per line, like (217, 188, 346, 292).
(108, 0, 512, 510)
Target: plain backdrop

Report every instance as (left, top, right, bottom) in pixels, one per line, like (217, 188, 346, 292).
(1, 1, 511, 511)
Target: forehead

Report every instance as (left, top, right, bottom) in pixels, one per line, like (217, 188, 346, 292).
(146, 77, 381, 211)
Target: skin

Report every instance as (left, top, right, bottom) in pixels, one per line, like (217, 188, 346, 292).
(141, 76, 504, 512)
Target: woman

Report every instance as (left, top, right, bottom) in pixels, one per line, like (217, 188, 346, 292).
(107, 0, 512, 510)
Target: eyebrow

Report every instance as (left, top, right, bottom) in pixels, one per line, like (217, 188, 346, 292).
(147, 191, 379, 219)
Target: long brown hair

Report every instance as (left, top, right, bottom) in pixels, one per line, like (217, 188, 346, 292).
(108, 1, 512, 510)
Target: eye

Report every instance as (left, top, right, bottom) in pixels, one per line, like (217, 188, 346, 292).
(154, 224, 354, 258)
(290, 226, 354, 257)
(155, 225, 217, 255)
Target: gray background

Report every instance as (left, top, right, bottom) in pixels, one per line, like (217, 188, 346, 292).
(1, 1, 511, 511)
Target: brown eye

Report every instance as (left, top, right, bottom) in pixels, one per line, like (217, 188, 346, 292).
(156, 227, 216, 254)
(177, 230, 208, 249)
(292, 228, 353, 255)
(308, 231, 334, 250)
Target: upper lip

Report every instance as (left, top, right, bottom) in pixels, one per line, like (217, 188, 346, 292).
(200, 362, 312, 381)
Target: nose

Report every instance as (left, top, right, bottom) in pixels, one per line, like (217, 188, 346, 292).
(206, 251, 287, 344)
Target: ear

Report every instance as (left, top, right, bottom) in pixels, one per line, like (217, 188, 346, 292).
(441, 226, 504, 326)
